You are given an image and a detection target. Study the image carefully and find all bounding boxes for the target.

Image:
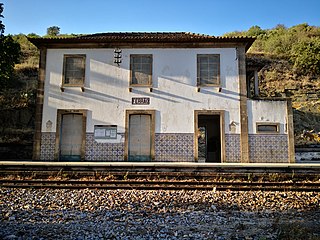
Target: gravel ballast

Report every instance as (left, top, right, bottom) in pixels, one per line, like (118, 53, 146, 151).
(0, 188, 320, 239)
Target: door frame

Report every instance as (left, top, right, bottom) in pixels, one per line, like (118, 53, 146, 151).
(194, 110, 225, 162)
(55, 109, 87, 161)
(124, 109, 155, 161)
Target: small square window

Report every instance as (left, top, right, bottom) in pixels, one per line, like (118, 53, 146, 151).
(197, 54, 220, 86)
(130, 54, 152, 86)
(63, 55, 86, 87)
(256, 123, 280, 133)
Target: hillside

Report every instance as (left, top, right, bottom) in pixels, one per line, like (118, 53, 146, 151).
(0, 24, 319, 159)
(0, 34, 38, 158)
(228, 24, 320, 145)
(258, 56, 320, 145)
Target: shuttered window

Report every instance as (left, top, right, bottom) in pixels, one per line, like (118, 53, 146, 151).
(197, 54, 220, 86)
(63, 55, 86, 86)
(130, 54, 152, 86)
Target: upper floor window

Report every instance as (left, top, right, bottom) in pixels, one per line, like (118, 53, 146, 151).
(130, 54, 152, 86)
(63, 55, 86, 87)
(197, 54, 220, 86)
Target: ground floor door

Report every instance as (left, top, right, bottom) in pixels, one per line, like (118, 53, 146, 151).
(59, 113, 83, 161)
(128, 114, 152, 161)
(196, 113, 222, 163)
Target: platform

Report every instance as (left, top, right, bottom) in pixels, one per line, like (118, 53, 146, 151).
(0, 161, 319, 168)
(0, 161, 319, 174)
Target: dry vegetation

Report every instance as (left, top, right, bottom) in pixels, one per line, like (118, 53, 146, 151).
(257, 57, 320, 145)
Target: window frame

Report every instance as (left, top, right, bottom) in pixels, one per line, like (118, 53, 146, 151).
(256, 122, 280, 134)
(197, 54, 220, 87)
(130, 54, 153, 87)
(62, 54, 86, 88)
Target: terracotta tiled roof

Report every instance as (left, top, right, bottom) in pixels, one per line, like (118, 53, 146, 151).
(28, 32, 255, 50)
(77, 32, 215, 41)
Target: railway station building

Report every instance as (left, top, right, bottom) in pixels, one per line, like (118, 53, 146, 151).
(29, 32, 295, 163)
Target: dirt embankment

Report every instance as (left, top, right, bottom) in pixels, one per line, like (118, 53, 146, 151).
(256, 56, 320, 146)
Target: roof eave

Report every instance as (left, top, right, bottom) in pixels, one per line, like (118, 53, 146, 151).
(27, 36, 256, 51)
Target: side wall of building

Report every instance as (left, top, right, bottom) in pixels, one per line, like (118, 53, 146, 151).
(247, 100, 289, 162)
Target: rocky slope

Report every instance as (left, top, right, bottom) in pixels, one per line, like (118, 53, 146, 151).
(256, 56, 320, 146)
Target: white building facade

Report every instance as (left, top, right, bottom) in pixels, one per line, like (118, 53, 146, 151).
(29, 32, 295, 163)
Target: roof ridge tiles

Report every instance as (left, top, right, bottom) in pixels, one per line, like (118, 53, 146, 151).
(37, 32, 222, 40)
(28, 32, 256, 51)
(32, 32, 256, 41)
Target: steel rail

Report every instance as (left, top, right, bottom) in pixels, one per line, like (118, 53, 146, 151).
(1, 179, 320, 186)
(1, 179, 319, 191)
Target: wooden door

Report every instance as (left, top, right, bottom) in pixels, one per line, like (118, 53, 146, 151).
(60, 114, 83, 161)
(128, 114, 151, 161)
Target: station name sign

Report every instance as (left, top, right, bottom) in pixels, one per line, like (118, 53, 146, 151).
(132, 97, 150, 105)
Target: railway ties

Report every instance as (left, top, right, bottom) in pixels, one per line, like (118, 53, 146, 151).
(1, 179, 319, 192)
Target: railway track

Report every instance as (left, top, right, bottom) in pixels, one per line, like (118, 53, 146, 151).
(1, 179, 319, 191)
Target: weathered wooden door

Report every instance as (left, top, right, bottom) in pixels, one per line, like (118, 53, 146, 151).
(60, 114, 83, 161)
(128, 114, 151, 161)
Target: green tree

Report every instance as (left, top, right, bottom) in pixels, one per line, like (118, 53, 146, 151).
(46, 26, 60, 36)
(12, 34, 39, 67)
(0, 3, 21, 89)
(0, 3, 4, 36)
(27, 33, 40, 38)
(247, 25, 266, 37)
(262, 25, 297, 57)
(291, 38, 320, 75)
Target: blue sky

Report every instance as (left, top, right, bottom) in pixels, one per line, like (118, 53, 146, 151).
(2, 0, 320, 36)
